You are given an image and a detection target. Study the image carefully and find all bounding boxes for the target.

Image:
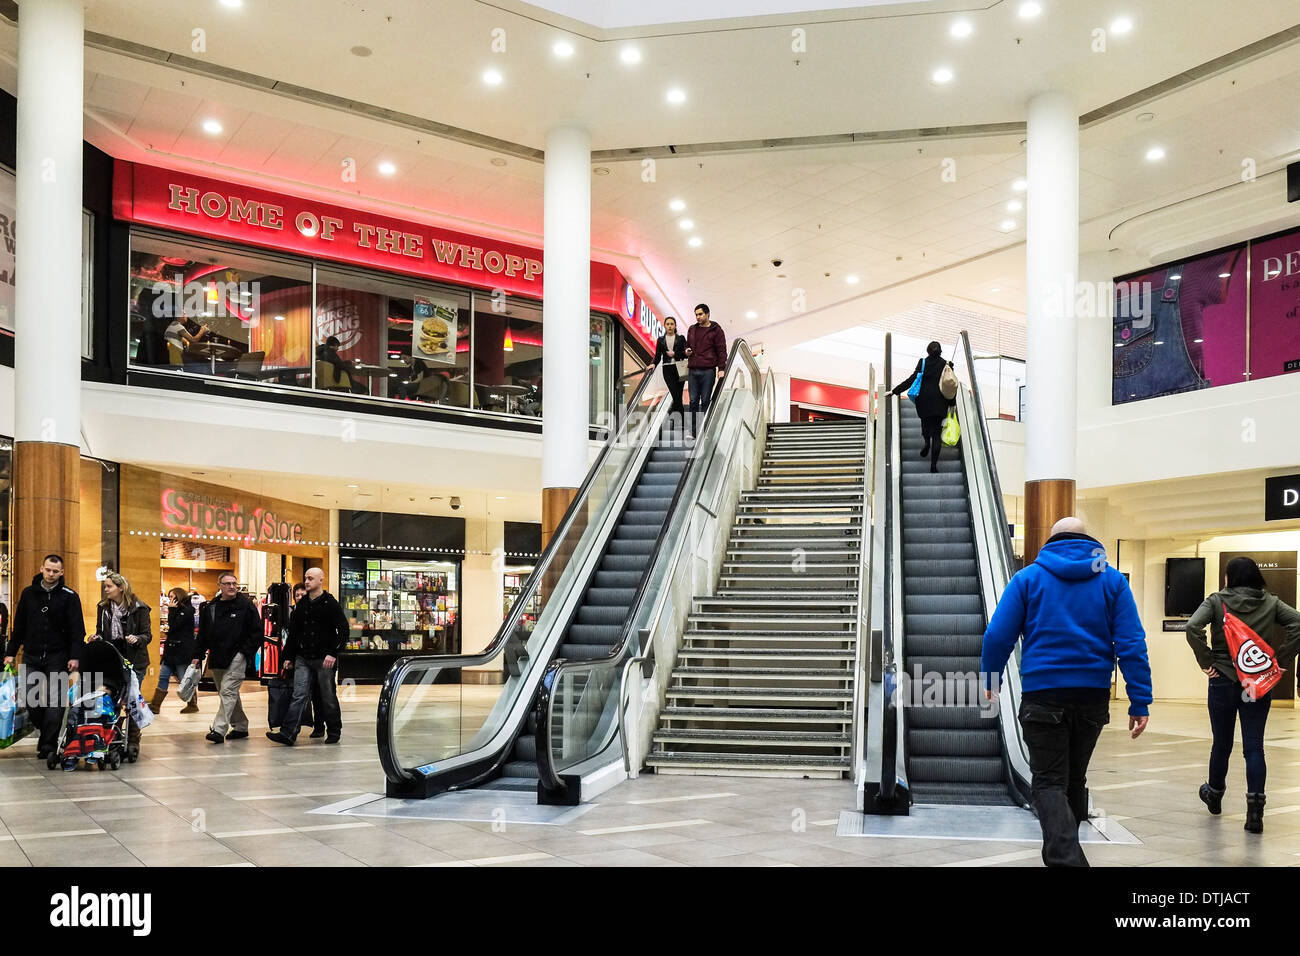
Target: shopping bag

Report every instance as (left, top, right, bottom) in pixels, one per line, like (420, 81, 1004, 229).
(176, 663, 202, 703)
(939, 363, 959, 400)
(1223, 609, 1283, 701)
(940, 409, 961, 447)
(907, 358, 926, 402)
(124, 670, 154, 730)
(267, 675, 291, 728)
(0, 665, 32, 749)
(673, 359, 689, 378)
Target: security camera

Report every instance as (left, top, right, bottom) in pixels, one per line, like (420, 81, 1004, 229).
(450, 496, 461, 511)
(771, 258, 783, 268)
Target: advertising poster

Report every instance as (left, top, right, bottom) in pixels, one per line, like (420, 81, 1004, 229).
(1248, 228, 1300, 381)
(413, 295, 458, 365)
(1112, 245, 1247, 404)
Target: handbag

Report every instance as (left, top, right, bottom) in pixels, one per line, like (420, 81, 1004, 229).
(907, 358, 926, 402)
(941, 409, 960, 447)
(673, 359, 689, 378)
(1222, 603, 1282, 700)
(939, 363, 959, 400)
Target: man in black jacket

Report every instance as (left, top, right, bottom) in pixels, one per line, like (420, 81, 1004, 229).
(3, 556, 85, 759)
(268, 567, 347, 745)
(191, 572, 261, 744)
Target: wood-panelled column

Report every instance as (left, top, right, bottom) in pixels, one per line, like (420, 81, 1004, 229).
(1024, 478, 1076, 563)
(13, 443, 80, 587)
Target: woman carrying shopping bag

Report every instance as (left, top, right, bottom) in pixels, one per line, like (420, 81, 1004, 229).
(889, 340, 957, 473)
(155, 588, 199, 715)
(652, 316, 689, 432)
(1185, 556, 1300, 833)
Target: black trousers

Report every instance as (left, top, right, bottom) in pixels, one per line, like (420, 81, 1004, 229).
(919, 414, 944, 467)
(22, 658, 70, 754)
(1019, 695, 1110, 867)
(663, 368, 685, 431)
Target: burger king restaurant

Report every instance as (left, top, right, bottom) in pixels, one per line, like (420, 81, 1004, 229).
(114, 160, 664, 429)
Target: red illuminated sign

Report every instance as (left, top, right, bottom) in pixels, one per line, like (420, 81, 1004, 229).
(114, 160, 632, 320)
(161, 488, 304, 547)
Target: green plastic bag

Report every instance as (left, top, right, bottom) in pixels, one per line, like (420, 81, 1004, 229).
(941, 409, 960, 447)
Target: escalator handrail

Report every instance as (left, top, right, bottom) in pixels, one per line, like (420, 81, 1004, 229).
(377, 366, 664, 785)
(880, 334, 900, 802)
(536, 339, 763, 792)
(957, 330, 1014, 577)
(849, 365, 876, 774)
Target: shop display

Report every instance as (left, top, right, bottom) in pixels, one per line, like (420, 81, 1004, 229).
(503, 565, 538, 629)
(339, 556, 459, 655)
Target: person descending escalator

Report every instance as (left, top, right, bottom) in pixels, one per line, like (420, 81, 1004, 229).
(1185, 556, 1300, 834)
(889, 340, 956, 474)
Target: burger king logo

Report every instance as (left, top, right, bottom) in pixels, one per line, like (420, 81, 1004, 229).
(623, 283, 636, 320)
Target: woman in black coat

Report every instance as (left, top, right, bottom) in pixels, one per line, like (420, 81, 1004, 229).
(652, 316, 688, 430)
(159, 587, 200, 714)
(890, 340, 956, 473)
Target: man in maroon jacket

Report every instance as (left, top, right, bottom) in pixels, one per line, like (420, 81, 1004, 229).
(685, 303, 726, 436)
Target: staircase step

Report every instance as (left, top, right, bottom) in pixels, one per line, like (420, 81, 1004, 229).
(646, 752, 849, 772)
(653, 728, 850, 746)
(683, 631, 856, 644)
(673, 666, 853, 680)
(678, 647, 855, 661)
(661, 706, 852, 723)
(702, 592, 858, 604)
(665, 686, 853, 702)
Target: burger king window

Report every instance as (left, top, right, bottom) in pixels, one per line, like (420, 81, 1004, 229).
(471, 294, 542, 416)
(127, 232, 312, 382)
(313, 266, 470, 404)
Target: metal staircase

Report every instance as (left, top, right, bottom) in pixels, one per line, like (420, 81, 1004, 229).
(647, 420, 867, 777)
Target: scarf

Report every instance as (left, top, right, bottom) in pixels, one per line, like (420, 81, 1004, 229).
(111, 601, 128, 644)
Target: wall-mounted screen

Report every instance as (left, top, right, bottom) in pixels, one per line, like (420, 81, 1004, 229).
(1164, 557, 1206, 616)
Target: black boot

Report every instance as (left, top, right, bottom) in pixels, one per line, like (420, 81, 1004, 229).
(1198, 783, 1224, 815)
(1245, 793, 1265, 833)
(918, 442, 929, 459)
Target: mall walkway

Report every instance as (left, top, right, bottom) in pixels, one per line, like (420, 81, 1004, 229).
(0, 690, 1296, 866)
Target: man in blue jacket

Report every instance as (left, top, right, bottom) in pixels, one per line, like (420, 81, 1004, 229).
(982, 517, 1152, 867)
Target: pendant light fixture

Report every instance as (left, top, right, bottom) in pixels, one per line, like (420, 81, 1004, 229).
(503, 321, 514, 351)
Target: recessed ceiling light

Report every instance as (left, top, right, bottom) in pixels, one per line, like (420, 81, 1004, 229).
(1145, 145, 1165, 161)
(552, 40, 574, 58)
(991, 287, 1001, 293)
(688, 236, 702, 247)
(1018, 1, 1042, 18)
(846, 275, 860, 284)
(219, 0, 242, 7)
(1006, 199, 1023, 212)
(932, 67, 954, 84)
(483, 69, 503, 86)
(593, 167, 610, 176)
(1136, 111, 1155, 122)
(1001, 219, 1017, 231)
(745, 310, 758, 319)
(273, 315, 284, 322)
(346, 484, 359, 489)
(1110, 16, 1133, 34)
(679, 218, 695, 230)
(495, 495, 507, 500)
(666, 87, 687, 105)
(350, 45, 372, 57)
(202, 118, 223, 135)
(669, 199, 686, 212)
(490, 157, 507, 167)
(620, 47, 642, 65)
(950, 20, 973, 38)
(378, 161, 397, 175)
(1218, 272, 1231, 279)
(1012, 178, 1028, 192)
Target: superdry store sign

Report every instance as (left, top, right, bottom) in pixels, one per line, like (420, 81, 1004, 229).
(112, 160, 626, 314)
(161, 488, 304, 546)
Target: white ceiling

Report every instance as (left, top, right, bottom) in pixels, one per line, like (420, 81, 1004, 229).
(0, 1, 1294, 372)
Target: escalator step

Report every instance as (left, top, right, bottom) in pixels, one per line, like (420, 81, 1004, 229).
(557, 642, 615, 660)
(576, 606, 627, 625)
(601, 553, 650, 570)
(905, 633, 984, 656)
(566, 624, 623, 645)
(584, 586, 637, 607)
(905, 594, 983, 615)
(903, 542, 975, 559)
(908, 728, 1002, 758)
(594, 570, 642, 588)
(902, 514, 973, 530)
(905, 575, 980, 595)
(907, 705, 992, 729)
(501, 760, 541, 779)
(906, 613, 987, 635)
(908, 755, 1005, 784)
(614, 525, 659, 540)
(514, 735, 537, 761)
(626, 497, 674, 512)
(623, 510, 668, 526)
(607, 539, 655, 556)
(911, 783, 1015, 807)
(903, 558, 978, 576)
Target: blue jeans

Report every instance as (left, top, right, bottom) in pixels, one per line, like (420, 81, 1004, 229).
(687, 368, 715, 434)
(155, 662, 178, 693)
(282, 657, 341, 739)
(1207, 675, 1270, 793)
(1113, 272, 1206, 403)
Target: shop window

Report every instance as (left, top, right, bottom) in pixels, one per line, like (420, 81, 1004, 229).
(314, 266, 470, 407)
(128, 232, 312, 382)
(0, 437, 9, 639)
(589, 313, 612, 426)
(621, 339, 649, 406)
(472, 293, 542, 416)
(81, 211, 93, 359)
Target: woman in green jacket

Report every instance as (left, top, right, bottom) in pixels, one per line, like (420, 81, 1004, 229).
(1185, 557, 1300, 833)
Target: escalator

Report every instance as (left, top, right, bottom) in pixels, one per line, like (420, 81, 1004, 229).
(377, 343, 767, 803)
(863, 331, 1032, 814)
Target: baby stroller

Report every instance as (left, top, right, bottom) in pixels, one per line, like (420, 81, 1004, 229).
(48, 640, 133, 771)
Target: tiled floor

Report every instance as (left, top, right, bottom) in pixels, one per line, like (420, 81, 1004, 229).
(1, 685, 1296, 867)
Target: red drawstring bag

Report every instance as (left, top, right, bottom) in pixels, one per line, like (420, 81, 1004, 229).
(1223, 608, 1283, 701)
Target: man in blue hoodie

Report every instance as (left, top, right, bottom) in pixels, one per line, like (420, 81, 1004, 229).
(982, 517, 1152, 867)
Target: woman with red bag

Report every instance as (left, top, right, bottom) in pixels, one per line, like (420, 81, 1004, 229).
(1185, 557, 1300, 833)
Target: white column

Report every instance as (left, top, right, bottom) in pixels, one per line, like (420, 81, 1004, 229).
(15, 0, 84, 446)
(541, 125, 591, 490)
(1024, 91, 1079, 483)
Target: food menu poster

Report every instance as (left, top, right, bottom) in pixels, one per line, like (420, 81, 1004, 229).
(413, 296, 458, 365)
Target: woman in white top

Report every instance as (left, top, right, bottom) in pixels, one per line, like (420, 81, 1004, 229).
(652, 316, 688, 429)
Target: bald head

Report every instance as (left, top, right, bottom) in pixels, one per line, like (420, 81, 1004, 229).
(1050, 516, 1087, 536)
(305, 567, 325, 597)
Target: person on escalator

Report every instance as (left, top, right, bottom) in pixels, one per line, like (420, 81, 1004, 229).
(889, 341, 955, 474)
(981, 517, 1152, 868)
